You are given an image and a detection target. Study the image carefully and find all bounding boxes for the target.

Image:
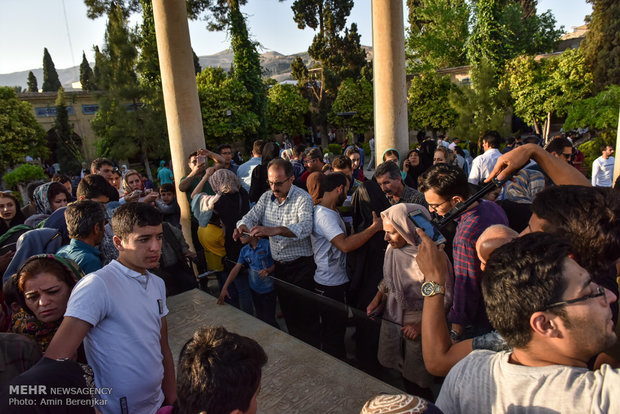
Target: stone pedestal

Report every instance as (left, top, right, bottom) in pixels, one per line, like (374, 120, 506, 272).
(371, 0, 409, 166)
(152, 0, 205, 249)
(166, 290, 401, 413)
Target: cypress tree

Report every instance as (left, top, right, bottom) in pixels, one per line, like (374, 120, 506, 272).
(42, 48, 61, 92)
(80, 52, 96, 91)
(27, 71, 38, 92)
(582, 0, 620, 91)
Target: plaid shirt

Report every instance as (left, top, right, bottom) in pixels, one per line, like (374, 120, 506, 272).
(449, 200, 508, 328)
(388, 185, 428, 208)
(237, 185, 314, 262)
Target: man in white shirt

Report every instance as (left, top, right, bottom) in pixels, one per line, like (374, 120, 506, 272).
(311, 172, 382, 358)
(468, 130, 503, 185)
(237, 139, 264, 192)
(426, 232, 619, 413)
(591, 144, 615, 187)
(46, 203, 176, 414)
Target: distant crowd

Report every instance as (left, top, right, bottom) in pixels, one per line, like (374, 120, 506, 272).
(0, 130, 619, 413)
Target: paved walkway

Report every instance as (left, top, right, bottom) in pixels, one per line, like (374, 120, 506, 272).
(166, 289, 400, 413)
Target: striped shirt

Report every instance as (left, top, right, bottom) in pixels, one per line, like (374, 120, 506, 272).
(450, 200, 508, 329)
(237, 185, 314, 262)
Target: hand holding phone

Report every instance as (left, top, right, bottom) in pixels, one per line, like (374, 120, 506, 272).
(408, 211, 447, 246)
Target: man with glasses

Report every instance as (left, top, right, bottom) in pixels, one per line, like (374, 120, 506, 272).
(298, 147, 325, 187)
(434, 232, 619, 413)
(419, 164, 508, 341)
(216, 143, 238, 174)
(545, 136, 575, 164)
(234, 158, 319, 347)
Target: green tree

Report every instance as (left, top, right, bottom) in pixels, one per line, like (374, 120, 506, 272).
(229, 0, 266, 145)
(80, 52, 96, 91)
(42, 48, 61, 92)
(193, 49, 202, 74)
(408, 70, 457, 134)
(27, 71, 38, 93)
(91, 5, 168, 178)
(406, 0, 470, 72)
(581, 0, 620, 91)
(328, 77, 373, 134)
(467, 0, 507, 72)
(0, 87, 48, 172)
(266, 83, 309, 136)
(53, 87, 83, 174)
(196, 67, 259, 148)
(449, 59, 512, 140)
(503, 48, 592, 140)
(565, 84, 620, 144)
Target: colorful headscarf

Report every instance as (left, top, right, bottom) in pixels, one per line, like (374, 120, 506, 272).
(32, 182, 54, 215)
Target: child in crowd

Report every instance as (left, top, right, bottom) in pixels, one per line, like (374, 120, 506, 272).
(156, 183, 181, 229)
(217, 234, 277, 327)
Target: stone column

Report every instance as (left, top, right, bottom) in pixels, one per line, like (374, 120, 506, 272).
(371, 0, 409, 167)
(152, 0, 205, 250)
(614, 108, 620, 185)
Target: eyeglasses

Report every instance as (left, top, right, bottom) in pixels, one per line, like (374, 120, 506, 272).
(267, 179, 290, 187)
(544, 285, 606, 310)
(427, 199, 451, 210)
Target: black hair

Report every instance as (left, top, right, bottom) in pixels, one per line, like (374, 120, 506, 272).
(76, 174, 114, 201)
(90, 157, 114, 173)
(482, 233, 571, 348)
(332, 155, 352, 171)
(65, 200, 106, 239)
(375, 161, 402, 181)
(216, 144, 232, 154)
(111, 202, 162, 240)
(482, 130, 502, 148)
(545, 137, 573, 155)
(323, 172, 348, 193)
(176, 326, 267, 414)
(159, 183, 175, 194)
(418, 163, 470, 199)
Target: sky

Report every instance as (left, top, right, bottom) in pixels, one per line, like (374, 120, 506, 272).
(0, 0, 593, 75)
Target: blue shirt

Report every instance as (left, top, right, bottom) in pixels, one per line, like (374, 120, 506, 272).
(237, 156, 261, 192)
(157, 167, 174, 185)
(237, 239, 275, 294)
(57, 239, 103, 275)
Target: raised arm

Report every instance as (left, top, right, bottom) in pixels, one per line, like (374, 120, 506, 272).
(331, 211, 383, 253)
(485, 144, 590, 186)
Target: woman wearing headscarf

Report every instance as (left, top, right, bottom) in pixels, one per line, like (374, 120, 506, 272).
(192, 168, 252, 313)
(402, 149, 426, 189)
(382, 148, 407, 180)
(24, 182, 71, 228)
(367, 203, 454, 401)
(11, 254, 83, 352)
(0, 191, 26, 237)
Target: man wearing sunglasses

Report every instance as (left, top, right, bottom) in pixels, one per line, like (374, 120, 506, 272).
(435, 232, 619, 413)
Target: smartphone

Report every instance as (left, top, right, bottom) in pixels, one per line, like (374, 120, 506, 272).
(408, 211, 447, 245)
(196, 155, 206, 165)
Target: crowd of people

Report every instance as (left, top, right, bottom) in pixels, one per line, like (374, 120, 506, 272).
(0, 130, 619, 413)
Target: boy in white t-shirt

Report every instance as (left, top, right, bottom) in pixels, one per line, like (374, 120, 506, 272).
(46, 203, 176, 414)
(311, 172, 382, 358)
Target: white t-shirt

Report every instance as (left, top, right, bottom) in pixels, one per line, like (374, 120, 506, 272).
(311, 205, 349, 286)
(436, 350, 620, 413)
(468, 148, 502, 184)
(591, 156, 615, 187)
(65, 260, 169, 414)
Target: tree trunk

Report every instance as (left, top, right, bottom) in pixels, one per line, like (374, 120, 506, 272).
(544, 112, 552, 144)
(532, 117, 540, 135)
(143, 151, 153, 182)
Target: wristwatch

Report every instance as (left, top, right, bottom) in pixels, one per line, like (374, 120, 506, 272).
(421, 281, 445, 297)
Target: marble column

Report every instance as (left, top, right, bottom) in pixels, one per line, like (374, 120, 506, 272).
(152, 0, 205, 250)
(371, 0, 409, 167)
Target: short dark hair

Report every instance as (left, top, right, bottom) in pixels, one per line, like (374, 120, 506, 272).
(188, 151, 198, 160)
(323, 172, 348, 192)
(418, 163, 469, 199)
(51, 174, 71, 184)
(531, 186, 620, 276)
(111, 202, 162, 240)
(304, 147, 322, 161)
(267, 158, 293, 178)
(545, 137, 572, 155)
(216, 144, 232, 154)
(482, 233, 571, 348)
(375, 161, 401, 181)
(90, 157, 114, 173)
(332, 155, 352, 171)
(176, 326, 267, 414)
(3, 274, 24, 311)
(76, 174, 113, 201)
(65, 200, 106, 239)
(159, 183, 175, 194)
(482, 130, 502, 148)
(601, 144, 613, 152)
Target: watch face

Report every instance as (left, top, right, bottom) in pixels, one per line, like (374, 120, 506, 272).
(422, 282, 435, 296)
